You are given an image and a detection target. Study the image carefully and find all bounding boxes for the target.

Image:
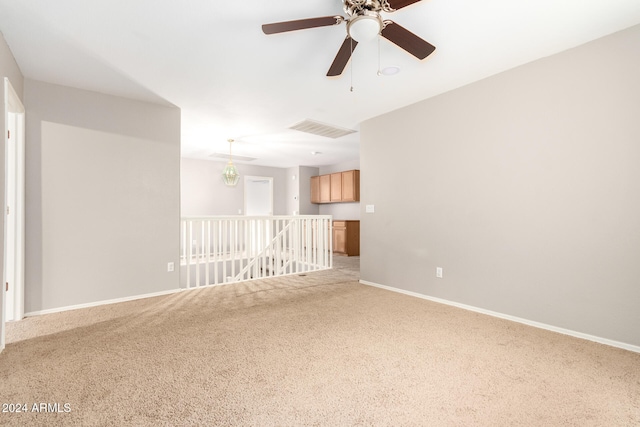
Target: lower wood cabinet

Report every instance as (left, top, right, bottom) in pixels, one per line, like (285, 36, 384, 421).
(333, 220, 360, 256)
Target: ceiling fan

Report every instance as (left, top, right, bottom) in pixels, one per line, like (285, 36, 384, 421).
(262, 0, 436, 77)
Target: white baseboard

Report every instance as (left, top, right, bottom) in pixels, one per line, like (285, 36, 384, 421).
(360, 280, 640, 354)
(24, 288, 182, 317)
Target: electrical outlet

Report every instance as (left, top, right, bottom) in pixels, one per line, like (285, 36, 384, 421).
(167, 262, 175, 272)
(436, 267, 443, 278)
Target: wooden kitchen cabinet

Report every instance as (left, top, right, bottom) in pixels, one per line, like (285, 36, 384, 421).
(330, 173, 342, 202)
(341, 170, 360, 202)
(310, 170, 360, 204)
(310, 176, 320, 204)
(333, 220, 360, 256)
(319, 175, 331, 203)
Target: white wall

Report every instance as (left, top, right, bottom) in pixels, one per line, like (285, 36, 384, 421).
(24, 80, 181, 313)
(319, 159, 361, 220)
(360, 25, 640, 347)
(181, 158, 288, 216)
(0, 31, 24, 349)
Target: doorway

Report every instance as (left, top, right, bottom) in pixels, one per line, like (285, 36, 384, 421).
(244, 176, 273, 216)
(2, 78, 25, 351)
(244, 176, 274, 255)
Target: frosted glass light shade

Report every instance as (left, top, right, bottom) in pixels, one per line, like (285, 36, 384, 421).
(222, 162, 240, 186)
(348, 15, 382, 42)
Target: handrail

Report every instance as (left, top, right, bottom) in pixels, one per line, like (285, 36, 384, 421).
(180, 215, 332, 288)
(232, 218, 294, 281)
(181, 215, 330, 220)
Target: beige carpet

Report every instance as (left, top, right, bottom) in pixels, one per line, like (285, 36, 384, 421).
(1, 257, 639, 426)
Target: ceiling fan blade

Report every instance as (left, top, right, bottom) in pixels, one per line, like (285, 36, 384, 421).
(386, 0, 423, 10)
(381, 21, 435, 60)
(262, 16, 342, 35)
(327, 37, 358, 77)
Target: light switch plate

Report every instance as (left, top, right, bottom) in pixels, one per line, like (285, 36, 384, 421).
(366, 204, 375, 213)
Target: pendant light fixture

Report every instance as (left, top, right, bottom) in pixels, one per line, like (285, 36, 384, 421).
(222, 139, 240, 186)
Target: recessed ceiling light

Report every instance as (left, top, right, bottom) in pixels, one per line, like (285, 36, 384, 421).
(311, 151, 322, 155)
(379, 66, 401, 76)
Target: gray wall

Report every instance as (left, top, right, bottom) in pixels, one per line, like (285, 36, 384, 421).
(285, 165, 321, 216)
(299, 166, 320, 215)
(25, 80, 181, 313)
(181, 158, 288, 216)
(361, 24, 640, 347)
(0, 32, 24, 348)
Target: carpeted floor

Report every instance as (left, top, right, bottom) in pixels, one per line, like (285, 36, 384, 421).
(1, 256, 639, 426)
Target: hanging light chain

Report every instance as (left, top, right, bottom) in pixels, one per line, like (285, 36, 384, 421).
(228, 139, 234, 161)
(377, 34, 381, 76)
(350, 37, 354, 92)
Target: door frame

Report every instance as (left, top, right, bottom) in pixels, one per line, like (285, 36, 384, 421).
(2, 78, 26, 351)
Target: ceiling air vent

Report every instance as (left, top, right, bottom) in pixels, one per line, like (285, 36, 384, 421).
(289, 119, 356, 139)
(209, 153, 257, 162)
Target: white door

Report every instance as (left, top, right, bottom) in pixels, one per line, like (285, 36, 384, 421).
(244, 177, 274, 254)
(244, 176, 273, 216)
(2, 78, 25, 352)
(5, 112, 16, 322)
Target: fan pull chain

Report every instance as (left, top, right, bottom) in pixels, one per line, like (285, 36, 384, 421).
(350, 37, 354, 92)
(377, 35, 381, 76)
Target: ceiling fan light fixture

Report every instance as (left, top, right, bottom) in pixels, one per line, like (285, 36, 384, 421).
(347, 14, 382, 42)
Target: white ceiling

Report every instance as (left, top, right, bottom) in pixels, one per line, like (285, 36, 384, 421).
(1, 0, 639, 168)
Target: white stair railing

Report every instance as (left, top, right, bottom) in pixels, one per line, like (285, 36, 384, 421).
(180, 216, 332, 288)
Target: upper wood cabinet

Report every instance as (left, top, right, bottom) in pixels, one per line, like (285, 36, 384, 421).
(330, 173, 342, 202)
(310, 176, 320, 204)
(319, 174, 331, 203)
(311, 170, 360, 204)
(341, 170, 360, 202)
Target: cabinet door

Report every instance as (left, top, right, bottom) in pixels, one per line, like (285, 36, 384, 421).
(319, 175, 331, 203)
(333, 222, 347, 253)
(310, 176, 320, 204)
(341, 170, 360, 202)
(330, 173, 342, 202)
(345, 220, 360, 256)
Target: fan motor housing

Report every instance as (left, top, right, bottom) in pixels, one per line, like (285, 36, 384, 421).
(344, 0, 394, 17)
